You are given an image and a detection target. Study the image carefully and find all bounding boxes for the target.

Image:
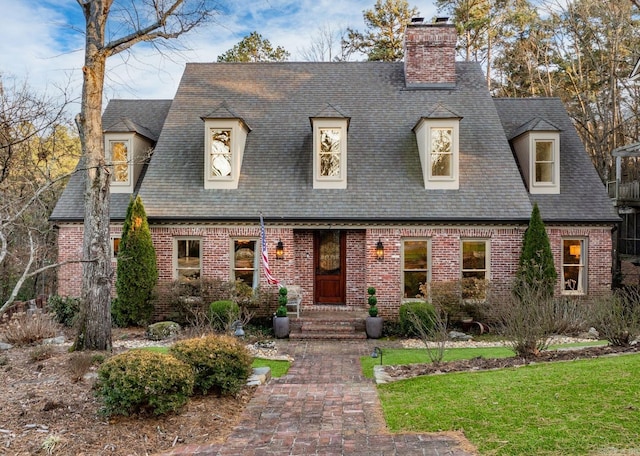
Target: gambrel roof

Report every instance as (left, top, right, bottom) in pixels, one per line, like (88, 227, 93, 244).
(51, 62, 618, 225)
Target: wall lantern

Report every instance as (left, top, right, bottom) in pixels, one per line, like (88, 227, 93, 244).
(375, 239, 384, 261)
(276, 239, 284, 259)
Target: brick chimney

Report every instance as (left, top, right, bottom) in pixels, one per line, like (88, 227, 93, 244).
(404, 17, 457, 88)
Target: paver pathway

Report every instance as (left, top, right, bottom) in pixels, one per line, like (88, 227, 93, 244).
(162, 340, 475, 455)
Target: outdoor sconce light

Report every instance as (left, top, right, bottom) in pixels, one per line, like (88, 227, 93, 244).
(276, 240, 284, 259)
(371, 346, 383, 365)
(375, 239, 384, 261)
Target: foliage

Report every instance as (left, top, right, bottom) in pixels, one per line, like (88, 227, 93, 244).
(96, 350, 194, 416)
(209, 300, 240, 332)
(47, 295, 80, 327)
(170, 334, 253, 396)
(378, 354, 640, 455)
(29, 344, 55, 362)
(590, 288, 640, 346)
(0, 311, 60, 345)
(217, 31, 290, 62)
(67, 352, 97, 382)
(113, 196, 158, 327)
(405, 303, 449, 364)
(343, 0, 419, 61)
(515, 203, 556, 299)
(398, 301, 436, 337)
(275, 287, 288, 317)
(367, 286, 378, 317)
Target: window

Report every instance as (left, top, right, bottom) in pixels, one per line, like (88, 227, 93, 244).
(402, 239, 430, 300)
(535, 140, 555, 184)
(203, 117, 250, 190)
(232, 239, 258, 288)
(111, 236, 121, 260)
(209, 129, 232, 177)
(174, 238, 201, 281)
(461, 240, 489, 300)
(108, 139, 130, 185)
(430, 127, 453, 178)
(562, 239, 586, 294)
(312, 117, 348, 189)
(413, 116, 460, 190)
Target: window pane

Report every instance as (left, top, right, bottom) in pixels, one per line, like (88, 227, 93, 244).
(462, 241, 486, 270)
(318, 231, 341, 273)
(210, 129, 232, 177)
(430, 128, 452, 177)
(431, 154, 451, 177)
(535, 141, 553, 161)
(535, 163, 553, 183)
(404, 271, 427, 299)
(233, 240, 257, 287)
(319, 129, 341, 177)
(404, 240, 428, 269)
(563, 240, 582, 264)
(177, 239, 201, 280)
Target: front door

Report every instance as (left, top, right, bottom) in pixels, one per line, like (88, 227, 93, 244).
(314, 230, 346, 304)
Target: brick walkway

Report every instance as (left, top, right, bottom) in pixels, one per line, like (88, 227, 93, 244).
(160, 340, 475, 455)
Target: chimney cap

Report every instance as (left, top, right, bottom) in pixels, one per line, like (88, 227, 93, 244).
(410, 17, 424, 23)
(435, 16, 449, 23)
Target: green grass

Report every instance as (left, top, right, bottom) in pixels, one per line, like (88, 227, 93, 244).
(372, 350, 640, 455)
(138, 346, 290, 378)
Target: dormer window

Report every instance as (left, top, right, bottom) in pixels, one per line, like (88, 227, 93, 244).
(510, 119, 561, 194)
(202, 106, 250, 190)
(109, 138, 131, 185)
(311, 105, 350, 189)
(414, 104, 462, 190)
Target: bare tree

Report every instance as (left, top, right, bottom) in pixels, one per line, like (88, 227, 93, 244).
(74, 0, 219, 351)
(0, 75, 81, 314)
(299, 25, 350, 62)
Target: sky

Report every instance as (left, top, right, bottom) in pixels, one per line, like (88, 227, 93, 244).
(0, 0, 439, 109)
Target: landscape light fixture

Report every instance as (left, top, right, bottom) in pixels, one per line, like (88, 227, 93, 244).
(371, 346, 383, 365)
(375, 239, 384, 261)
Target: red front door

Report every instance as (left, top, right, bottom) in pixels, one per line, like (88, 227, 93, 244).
(314, 230, 346, 304)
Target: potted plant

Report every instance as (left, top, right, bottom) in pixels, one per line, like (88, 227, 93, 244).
(365, 286, 383, 338)
(273, 286, 290, 338)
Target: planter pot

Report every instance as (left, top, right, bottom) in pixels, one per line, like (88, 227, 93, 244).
(365, 316, 383, 339)
(273, 316, 290, 338)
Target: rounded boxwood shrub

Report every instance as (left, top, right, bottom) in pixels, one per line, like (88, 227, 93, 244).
(170, 334, 252, 396)
(209, 300, 239, 331)
(399, 301, 436, 337)
(47, 295, 80, 327)
(96, 350, 194, 416)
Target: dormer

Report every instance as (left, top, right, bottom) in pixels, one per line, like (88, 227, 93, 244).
(310, 104, 350, 189)
(202, 104, 251, 190)
(104, 118, 157, 194)
(510, 118, 562, 194)
(413, 103, 462, 190)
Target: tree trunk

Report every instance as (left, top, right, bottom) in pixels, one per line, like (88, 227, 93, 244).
(74, 0, 112, 351)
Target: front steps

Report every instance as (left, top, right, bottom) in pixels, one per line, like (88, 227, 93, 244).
(289, 310, 368, 340)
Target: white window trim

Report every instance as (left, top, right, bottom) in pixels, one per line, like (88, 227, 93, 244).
(401, 238, 431, 301)
(173, 237, 202, 281)
(312, 118, 348, 189)
(528, 132, 560, 194)
(203, 119, 249, 190)
(231, 238, 260, 289)
(414, 118, 460, 190)
(460, 239, 490, 301)
(562, 238, 587, 295)
(110, 235, 121, 261)
(105, 134, 133, 189)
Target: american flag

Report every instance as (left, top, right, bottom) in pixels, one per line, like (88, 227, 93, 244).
(260, 215, 280, 286)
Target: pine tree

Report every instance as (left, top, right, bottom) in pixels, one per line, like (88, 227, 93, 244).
(515, 203, 557, 298)
(113, 196, 158, 326)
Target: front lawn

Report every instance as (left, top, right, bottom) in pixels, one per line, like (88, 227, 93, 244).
(375, 351, 640, 455)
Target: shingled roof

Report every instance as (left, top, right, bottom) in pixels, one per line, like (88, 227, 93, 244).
(51, 62, 617, 225)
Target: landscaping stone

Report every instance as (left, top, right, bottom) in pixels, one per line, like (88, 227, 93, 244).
(146, 321, 180, 341)
(449, 331, 473, 341)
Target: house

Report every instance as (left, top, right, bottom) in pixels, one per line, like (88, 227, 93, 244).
(51, 19, 619, 321)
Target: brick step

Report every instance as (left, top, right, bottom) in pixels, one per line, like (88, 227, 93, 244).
(289, 331, 367, 340)
(298, 323, 361, 333)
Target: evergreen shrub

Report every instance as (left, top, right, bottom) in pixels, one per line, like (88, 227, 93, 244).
(399, 301, 436, 336)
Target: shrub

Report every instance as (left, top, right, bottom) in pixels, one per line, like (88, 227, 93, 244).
(170, 334, 252, 396)
(47, 295, 80, 327)
(29, 345, 55, 362)
(399, 302, 436, 337)
(96, 350, 194, 416)
(209, 300, 240, 332)
(275, 287, 288, 317)
(0, 311, 60, 346)
(590, 288, 640, 346)
(113, 196, 158, 327)
(67, 352, 95, 382)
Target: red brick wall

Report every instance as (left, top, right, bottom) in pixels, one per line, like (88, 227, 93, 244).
(404, 22, 457, 87)
(56, 223, 613, 319)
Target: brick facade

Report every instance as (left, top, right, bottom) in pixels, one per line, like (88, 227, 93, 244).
(56, 223, 613, 320)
